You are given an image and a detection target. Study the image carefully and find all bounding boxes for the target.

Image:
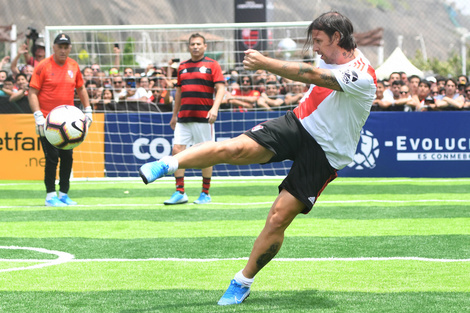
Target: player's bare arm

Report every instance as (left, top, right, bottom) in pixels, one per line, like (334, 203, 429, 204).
(207, 82, 225, 123)
(244, 49, 343, 91)
(278, 61, 343, 91)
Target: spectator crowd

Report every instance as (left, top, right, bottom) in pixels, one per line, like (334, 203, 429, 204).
(1, 38, 470, 114)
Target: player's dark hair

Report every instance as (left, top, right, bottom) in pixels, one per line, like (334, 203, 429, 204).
(189, 33, 206, 44)
(305, 11, 357, 52)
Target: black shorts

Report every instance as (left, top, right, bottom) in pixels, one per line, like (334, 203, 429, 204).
(245, 111, 337, 213)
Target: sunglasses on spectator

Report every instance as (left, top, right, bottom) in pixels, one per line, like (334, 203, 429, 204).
(242, 79, 251, 83)
(113, 81, 123, 84)
(125, 71, 133, 74)
(400, 91, 409, 94)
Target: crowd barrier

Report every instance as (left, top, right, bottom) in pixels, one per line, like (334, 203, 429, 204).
(1, 111, 469, 180)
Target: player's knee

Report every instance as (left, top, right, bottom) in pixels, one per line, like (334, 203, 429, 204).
(266, 211, 291, 232)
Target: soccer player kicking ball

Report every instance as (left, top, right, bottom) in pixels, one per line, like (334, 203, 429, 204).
(140, 11, 376, 305)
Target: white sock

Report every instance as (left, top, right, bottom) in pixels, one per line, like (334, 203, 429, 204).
(160, 156, 178, 174)
(234, 270, 254, 287)
(46, 192, 57, 200)
(58, 191, 67, 198)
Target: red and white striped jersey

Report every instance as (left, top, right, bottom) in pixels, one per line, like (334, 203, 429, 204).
(176, 56, 224, 123)
(293, 50, 377, 170)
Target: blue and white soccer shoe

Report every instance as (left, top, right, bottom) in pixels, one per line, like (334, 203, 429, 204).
(164, 191, 188, 205)
(59, 194, 77, 205)
(193, 192, 211, 204)
(139, 160, 169, 184)
(45, 196, 67, 207)
(217, 279, 251, 306)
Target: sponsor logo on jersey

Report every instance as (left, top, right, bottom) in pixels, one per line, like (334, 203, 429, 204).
(68, 70, 74, 79)
(199, 66, 208, 74)
(340, 69, 358, 84)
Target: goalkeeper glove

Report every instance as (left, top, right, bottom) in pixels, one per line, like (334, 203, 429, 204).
(33, 110, 45, 137)
(84, 106, 93, 127)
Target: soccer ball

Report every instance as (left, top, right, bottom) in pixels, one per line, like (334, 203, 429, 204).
(45, 105, 88, 150)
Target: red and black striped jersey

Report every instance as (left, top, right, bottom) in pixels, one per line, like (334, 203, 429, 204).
(176, 56, 224, 123)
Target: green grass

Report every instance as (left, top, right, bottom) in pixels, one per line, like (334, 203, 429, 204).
(0, 177, 469, 312)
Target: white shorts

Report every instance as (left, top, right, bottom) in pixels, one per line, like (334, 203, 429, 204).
(173, 122, 215, 146)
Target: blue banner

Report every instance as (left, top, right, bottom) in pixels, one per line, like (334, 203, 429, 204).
(341, 111, 470, 177)
(104, 111, 292, 177)
(104, 111, 470, 178)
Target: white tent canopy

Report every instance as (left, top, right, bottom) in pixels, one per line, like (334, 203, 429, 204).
(375, 47, 424, 80)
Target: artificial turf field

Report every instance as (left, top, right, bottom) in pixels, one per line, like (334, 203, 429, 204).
(0, 177, 469, 312)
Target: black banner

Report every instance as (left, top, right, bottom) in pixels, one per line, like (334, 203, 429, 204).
(234, 0, 272, 66)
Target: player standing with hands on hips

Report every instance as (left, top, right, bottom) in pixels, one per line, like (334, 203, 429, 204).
(140, 11, 376, 305)
(150, 33, 225, 205)
(28, 33, 92, 207)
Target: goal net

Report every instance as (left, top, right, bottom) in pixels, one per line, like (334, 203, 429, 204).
(44, 22, 312, 178)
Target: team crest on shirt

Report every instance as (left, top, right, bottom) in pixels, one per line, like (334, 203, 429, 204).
(199, 66, 207, 74)
(68, 70, 74, 79)
(340, 69, 358, 84)
(251, 125, 264, 132)
(182, 69, 187, 74)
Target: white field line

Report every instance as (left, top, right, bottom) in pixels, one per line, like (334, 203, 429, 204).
(0, 246, 74, 273)
(1, 246, 469, 273)
(1, 198, 470, 209)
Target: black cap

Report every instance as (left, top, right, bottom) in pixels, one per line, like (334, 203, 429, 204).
(53, 33, 71, 45)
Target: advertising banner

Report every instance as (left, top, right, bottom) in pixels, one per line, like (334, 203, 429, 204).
(341, 112, 470, 177)
(0, 114, 44, 180)
(104, 111, 291, 177)
(105, 111, 470, 178)
(0, 113, 105, 180)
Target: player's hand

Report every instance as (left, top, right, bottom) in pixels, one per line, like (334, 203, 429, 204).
(243, 49, 263, 71)
(84, 106, 93, 128)
(169, 116, 177, 130)
(206, 108, 218, 124)
(33, 110, 45, 137)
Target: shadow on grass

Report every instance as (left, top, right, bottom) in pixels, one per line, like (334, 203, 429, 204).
(1, 289, 468, 313)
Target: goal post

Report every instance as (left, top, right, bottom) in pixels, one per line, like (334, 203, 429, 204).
(44, 22, 312, 178)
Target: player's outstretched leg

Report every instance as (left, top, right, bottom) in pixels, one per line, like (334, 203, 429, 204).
(139, 156, 177, 184)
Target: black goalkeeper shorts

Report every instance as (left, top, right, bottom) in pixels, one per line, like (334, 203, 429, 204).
(245, 111, 337, 213)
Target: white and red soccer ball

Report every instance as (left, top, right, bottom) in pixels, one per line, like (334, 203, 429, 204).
(44, 105, 88, 150)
